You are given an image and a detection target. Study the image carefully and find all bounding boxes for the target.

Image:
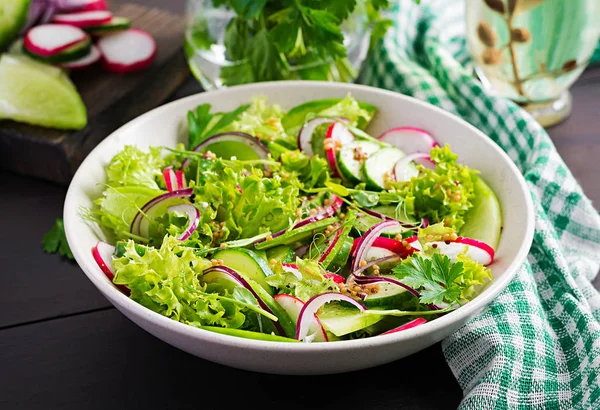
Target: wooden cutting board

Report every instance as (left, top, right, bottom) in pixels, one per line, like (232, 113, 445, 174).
(0, 1, 191, 185)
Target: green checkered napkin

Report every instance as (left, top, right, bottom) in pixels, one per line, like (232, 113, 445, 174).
(361, 1, 600, 409)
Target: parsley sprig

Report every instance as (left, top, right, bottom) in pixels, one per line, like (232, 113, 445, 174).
(42, 219, 74, 260)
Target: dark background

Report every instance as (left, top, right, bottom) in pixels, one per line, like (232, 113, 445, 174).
(1, 1, 599, 409)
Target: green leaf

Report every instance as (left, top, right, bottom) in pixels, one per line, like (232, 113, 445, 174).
(304, 0, 357, 21)
(188, 103, 250, 148)
(230, 0, 267, 18)
(300, 7, 347, 60)
(42, 219, 73, 260)
(105, 145, 167, 190)
(352, 191, 379, 207)
(325, 181, 350, 197)
(249, 28, 286, 82)
(224, 18, 249, 62)
(232, 286, 260, 307)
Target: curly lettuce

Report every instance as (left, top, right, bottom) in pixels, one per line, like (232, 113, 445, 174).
(105, 146, 168, 190)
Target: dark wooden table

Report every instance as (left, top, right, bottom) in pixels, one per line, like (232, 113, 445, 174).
(1, 3, 599, 408)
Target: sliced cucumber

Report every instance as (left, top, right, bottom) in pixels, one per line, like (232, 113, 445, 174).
(317, 302, 384, 337)
(337, 141, 380, 185)
(362, 247, 401, 272)
(0, 0, 30, 50)
(265, 245, 295, 264)
(200, 326, 300, 342)
(327, 236, 353, 274)
(281, 98, 377, 134)
(212, 248, 274, 295)
(254, 217, 338, 250)
(320, 210, 357, 271)
(84, 17, 132, 35)
(363, 147, 406, 191)
(363, 275, 416, 308)
(248, 279, 296, 338)
(459, 175, 503, 250)
(23, 38, 92, 64)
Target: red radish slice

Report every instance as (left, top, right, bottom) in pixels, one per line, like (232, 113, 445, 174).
(324, 122, 355, 178)
(351, 237, 416, 262)
(52, 10, 112, 27)
(167, 204, 200, 241)
(281, 263, 302, 280)
(381, 318, 427, 335)
(181, 132, 269, 169)
(296, 292, 365, 341)
(409, 236, 494, 266)
(318, 229, 342, 263)
(130, 188, 194, 237)
(202, 266, 285, 336)
(61, 44, 101, 69)
(92, 242, 129, 294)
(55, 0, 108, 11)
(98, 29, 157, 73)
(162, 166, 177, 192)
(378, 127, 439, 154)
(24, 24, 88, 57)
(297, 117, 337, 157)
(323, 273, 345, 284)
(352, 220, 400, 272)
(394, 153, 435, 182)
(175, 170, 186, 190)
(274, 294, 328, 342)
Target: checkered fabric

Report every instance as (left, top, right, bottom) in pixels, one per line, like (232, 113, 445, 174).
(361, 1, 600, 408)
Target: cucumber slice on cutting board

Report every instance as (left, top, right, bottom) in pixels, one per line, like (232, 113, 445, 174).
(337, 140, 381, 185)
(0, 55, 87, 130)
(84, 17, 132, 35)
(0, 0, 30, 50)
(24, 37, 92, 64)
(363, 147, 406, 191)
(459, 175, 503, 250)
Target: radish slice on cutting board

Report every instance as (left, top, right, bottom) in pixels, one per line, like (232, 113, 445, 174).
(98, 29, 157, 73)
(61, 44, 101, 69)
(52, 10, 112, 27)
(24, 24, 88, 57)
(55, 0, 109, 11)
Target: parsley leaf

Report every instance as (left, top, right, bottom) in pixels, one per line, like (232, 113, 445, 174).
(42, 219, 73, 260)
(188, 103, 250, 148)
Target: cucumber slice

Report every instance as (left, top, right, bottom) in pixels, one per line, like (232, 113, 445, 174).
(281, 98, 377, 134)
(363, 147, 406, 191)
(265, 245, 295, 264)
(200, 326, 300, 342)
(327, 236, 353, 274)
(317, 303, 384, 337)
(84, 17, 132, 35)
(0, 0, 30, 50)
(0, 55, 87, 129)
(23, 37, 92, 64)
(320, 210, 357, 271)
(337, 141, 380, 185)
(363, 275, 416, 308)
(212, 248, 274, 295)
(254, 217, 338, 250)
(459, 175, 503, 250)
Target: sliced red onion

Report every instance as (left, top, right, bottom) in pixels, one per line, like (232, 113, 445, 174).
(318, 229, 341, 263)
(39, 3, 57, 23)
(130, 188, 194, 237)
(92, 241, 129, 295)
(351, 221, 400, 272)
(381, 318, 427, 335)
(175, 170, 186, 190)
(349, 255, 401, 279)
(360, 208, 420, 230)
(181, 132, 269, 169)
(167, 204, 200, 241)
(296, 292, 365, 341)
(422, 218, 430, 228)
(23, 0, 48, 32)
(203, 266, 285, 336)
(274, 294, 328, 342)
(377, 127, 439, 154)
(297, 117, 337, 157)
(281, 263, 302, 280)
(162, 166, 177, 192)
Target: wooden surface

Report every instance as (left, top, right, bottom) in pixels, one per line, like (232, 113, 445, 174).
(0, 2, 189, 185)
(0, 1, 598, 407)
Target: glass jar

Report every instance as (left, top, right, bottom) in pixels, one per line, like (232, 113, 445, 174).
(466, 0, 600, 127)
(184, 0, 371, 90)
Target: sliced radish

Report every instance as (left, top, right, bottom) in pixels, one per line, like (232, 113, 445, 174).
(296, 292, 365, 341)
(175, 170, 186, 190)
(318, 229, 342, 263)
(98, 29, 157, 73)
(281, 263, 302, 280)
(202, 266, 285, 336)
(323, 273, 345, 284)
(162, 166, 177, 192)
(24, 24, 88, 57)
(324, 122, 355, 178)
(55, 0, 108, 12)
(409, 236, 494, 266)
(297, 117, 337, 157)
(92, 242, 129, 294)
(61, 44, 101, 69)
(274, 294, 328, 342)
(167, 204, 200, 241)
(381, 318, 427, 335)
(181, 132, 269, 169)
(378, 127, 439, 154)
(84, 16, 132, 35)
(130, 188, 194, 238)
(394, 153, 436, 183)
(352, 220, 400, 272)
(351, 237, 416, 262)
(52, 10, 112, 27)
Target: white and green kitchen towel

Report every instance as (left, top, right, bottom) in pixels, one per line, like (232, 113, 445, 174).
(361, 0, 600, 408)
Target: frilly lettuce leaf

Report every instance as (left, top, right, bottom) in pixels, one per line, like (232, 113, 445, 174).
(105, 146, 168, 190)
(265, 258, 338, 302)
(316, 93, 372, 128)
(223, 96, 288, 143)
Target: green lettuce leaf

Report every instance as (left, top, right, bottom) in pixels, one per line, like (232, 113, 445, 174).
(223, 96, 288, 143)
(266, 258, 338, 302)
(105, 146, 168, 190)
(316, 93, 372, 128)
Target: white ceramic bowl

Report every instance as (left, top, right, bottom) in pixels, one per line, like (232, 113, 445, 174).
(64, 81, 534, 375)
